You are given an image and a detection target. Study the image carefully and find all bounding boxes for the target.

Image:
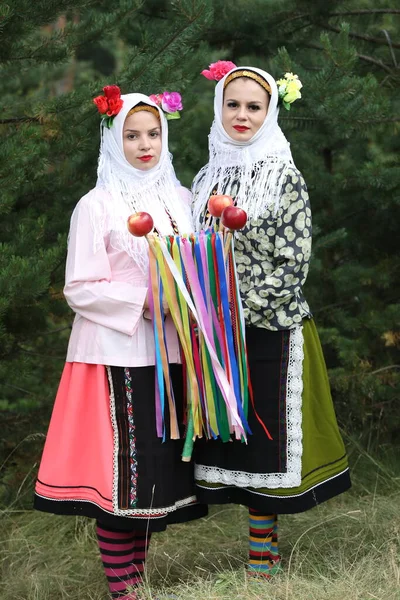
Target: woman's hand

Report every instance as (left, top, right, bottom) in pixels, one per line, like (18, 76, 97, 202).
(143, 293, 170, 319)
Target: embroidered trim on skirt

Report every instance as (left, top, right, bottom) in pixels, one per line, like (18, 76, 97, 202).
(194, 319, 351, 513)
(34, 363, 207, 531)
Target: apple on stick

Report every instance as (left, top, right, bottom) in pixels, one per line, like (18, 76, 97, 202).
(127, 211, 158, 321)
(127, 210, 156, 281)
(220, 206, 248, 257)
(127, 211, 154, 237)
(221, 206, 247, 231)
(206, 194, 234, 227)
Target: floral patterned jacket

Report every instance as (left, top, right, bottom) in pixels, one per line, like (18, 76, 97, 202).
(199, 166, 312, 331)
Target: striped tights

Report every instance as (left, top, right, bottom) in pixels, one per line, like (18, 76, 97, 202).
(248, 509, 281, 578)
(96, 522, 151, 599)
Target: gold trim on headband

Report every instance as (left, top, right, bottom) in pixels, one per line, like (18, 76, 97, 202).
(127, 105, 161, 119)
(224, 70, 272, 94)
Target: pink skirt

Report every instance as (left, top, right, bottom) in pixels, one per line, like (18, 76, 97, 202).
(34, 363, 207, 531)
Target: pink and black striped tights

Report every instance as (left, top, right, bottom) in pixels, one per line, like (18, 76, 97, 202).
(96, 521, 151, 599)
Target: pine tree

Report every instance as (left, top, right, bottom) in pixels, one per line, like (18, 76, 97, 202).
(1, 0, 399, 449)
(0, 0, 212, 415)
(187, 0, 400, 444)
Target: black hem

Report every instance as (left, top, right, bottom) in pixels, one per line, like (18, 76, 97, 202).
(33, 494, 208, 532)
(195, 470, 351, 514)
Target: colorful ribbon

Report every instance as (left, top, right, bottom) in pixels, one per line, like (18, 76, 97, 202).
(146, 228, 271, 459)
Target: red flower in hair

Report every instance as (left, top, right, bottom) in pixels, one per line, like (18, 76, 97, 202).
(93, 84, 123, 128)
(106, 97, 124, 117)
(103, 85, 121, 100)
(93, 95, 108, 114)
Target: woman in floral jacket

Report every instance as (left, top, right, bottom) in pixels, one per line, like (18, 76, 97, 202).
(192, 63, 351, 579)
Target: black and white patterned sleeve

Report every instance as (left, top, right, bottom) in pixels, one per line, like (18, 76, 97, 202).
(236, 168, 312, 328)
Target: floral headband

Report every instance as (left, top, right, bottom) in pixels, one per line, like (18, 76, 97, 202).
(201, 61, 302, 110)
(93, 85, 183, 128)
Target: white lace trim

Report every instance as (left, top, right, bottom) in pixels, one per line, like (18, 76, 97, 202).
(106, 366, 121, 514)
(195, 326, 304, 489)
(196, 467, 350, 498)
(35, 492, 197, 518)
(106, 366, 198, 516)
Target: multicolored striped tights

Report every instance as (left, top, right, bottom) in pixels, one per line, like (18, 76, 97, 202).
(96, 521, 151, 599)
(248, 509, 281, 578)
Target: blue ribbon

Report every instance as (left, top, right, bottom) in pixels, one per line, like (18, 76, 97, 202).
(215, 234, 251, 435)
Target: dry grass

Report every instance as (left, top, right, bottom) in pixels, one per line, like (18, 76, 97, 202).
(1, 444, 399, 600)
(1, 491, 399, 600)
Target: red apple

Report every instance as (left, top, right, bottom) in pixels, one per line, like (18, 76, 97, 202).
(207, 194, 234, 218)
(127, 212, 154, 237)
(221, 206, 247, 230)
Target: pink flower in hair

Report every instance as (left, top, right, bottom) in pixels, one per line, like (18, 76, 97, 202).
(149, 93, 163, 106)
(161, 91, 183, 113)
(201, 60, 237, 81)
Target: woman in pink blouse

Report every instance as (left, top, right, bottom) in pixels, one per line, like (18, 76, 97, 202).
(34, 88, 207, 600)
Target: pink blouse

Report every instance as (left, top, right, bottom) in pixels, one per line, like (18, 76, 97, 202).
(64, 186, 191, 367)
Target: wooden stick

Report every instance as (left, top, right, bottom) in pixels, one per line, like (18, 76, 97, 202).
(205, 214, 213, 229)
(224, 230, 233, 258)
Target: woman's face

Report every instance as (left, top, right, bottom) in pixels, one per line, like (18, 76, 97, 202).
(222, 78, 269, 142)
(123, 110, 162, 171)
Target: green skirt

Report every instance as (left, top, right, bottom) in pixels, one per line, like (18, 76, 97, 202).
(194, 319, 351, 513)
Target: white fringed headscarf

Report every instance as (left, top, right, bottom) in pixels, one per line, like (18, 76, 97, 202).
(192, 67, 295, 230)
(93, 93, 192, 273)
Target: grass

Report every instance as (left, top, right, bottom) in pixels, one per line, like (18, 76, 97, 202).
(1, 444, 400, 600)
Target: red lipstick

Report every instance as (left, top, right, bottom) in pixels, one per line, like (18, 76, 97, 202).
(138, 155, 153, 162)
(233, 125, 250, 132)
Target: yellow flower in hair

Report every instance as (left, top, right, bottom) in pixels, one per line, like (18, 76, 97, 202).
(286, 79, 302, 93)
(277, 71, 303, 109)
(283, 88, 302, 104)
(285, 72, 298, 80)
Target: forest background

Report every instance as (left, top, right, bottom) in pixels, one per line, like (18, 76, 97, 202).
(0, 1, 399, 599)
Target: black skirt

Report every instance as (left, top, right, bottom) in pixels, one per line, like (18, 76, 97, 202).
(194, 320, 351, 513)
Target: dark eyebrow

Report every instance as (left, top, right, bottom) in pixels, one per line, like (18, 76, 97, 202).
(124, 127, 161, 133)
(225, 98, 263, 104)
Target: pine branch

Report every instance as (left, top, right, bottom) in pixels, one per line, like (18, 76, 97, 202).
(131, 3, 207, 83)
(72, 6, 141, 51)
(321, 23, 400, 48)
(305, 42, 394, 74)
(382, 29, 398, 68)
(0, 117, 41, 124)
(286, 21, 314, 38)
(37, 325, 72, 335)
(274, 14, 307, 27)
(3, 383, 36, 397)
(370, 365, 400, 375)
(280, 116, 400, 123)
(330, 10, 400, 17)
(273, 9, 400, 29)
(18, 347, 65, 360)
(314, 300, 358, 314)
(366, 118, 400, 123)
(138, 10, 168, 20)
(280, 116, 323, 122)
(357, 53, 393, 74)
